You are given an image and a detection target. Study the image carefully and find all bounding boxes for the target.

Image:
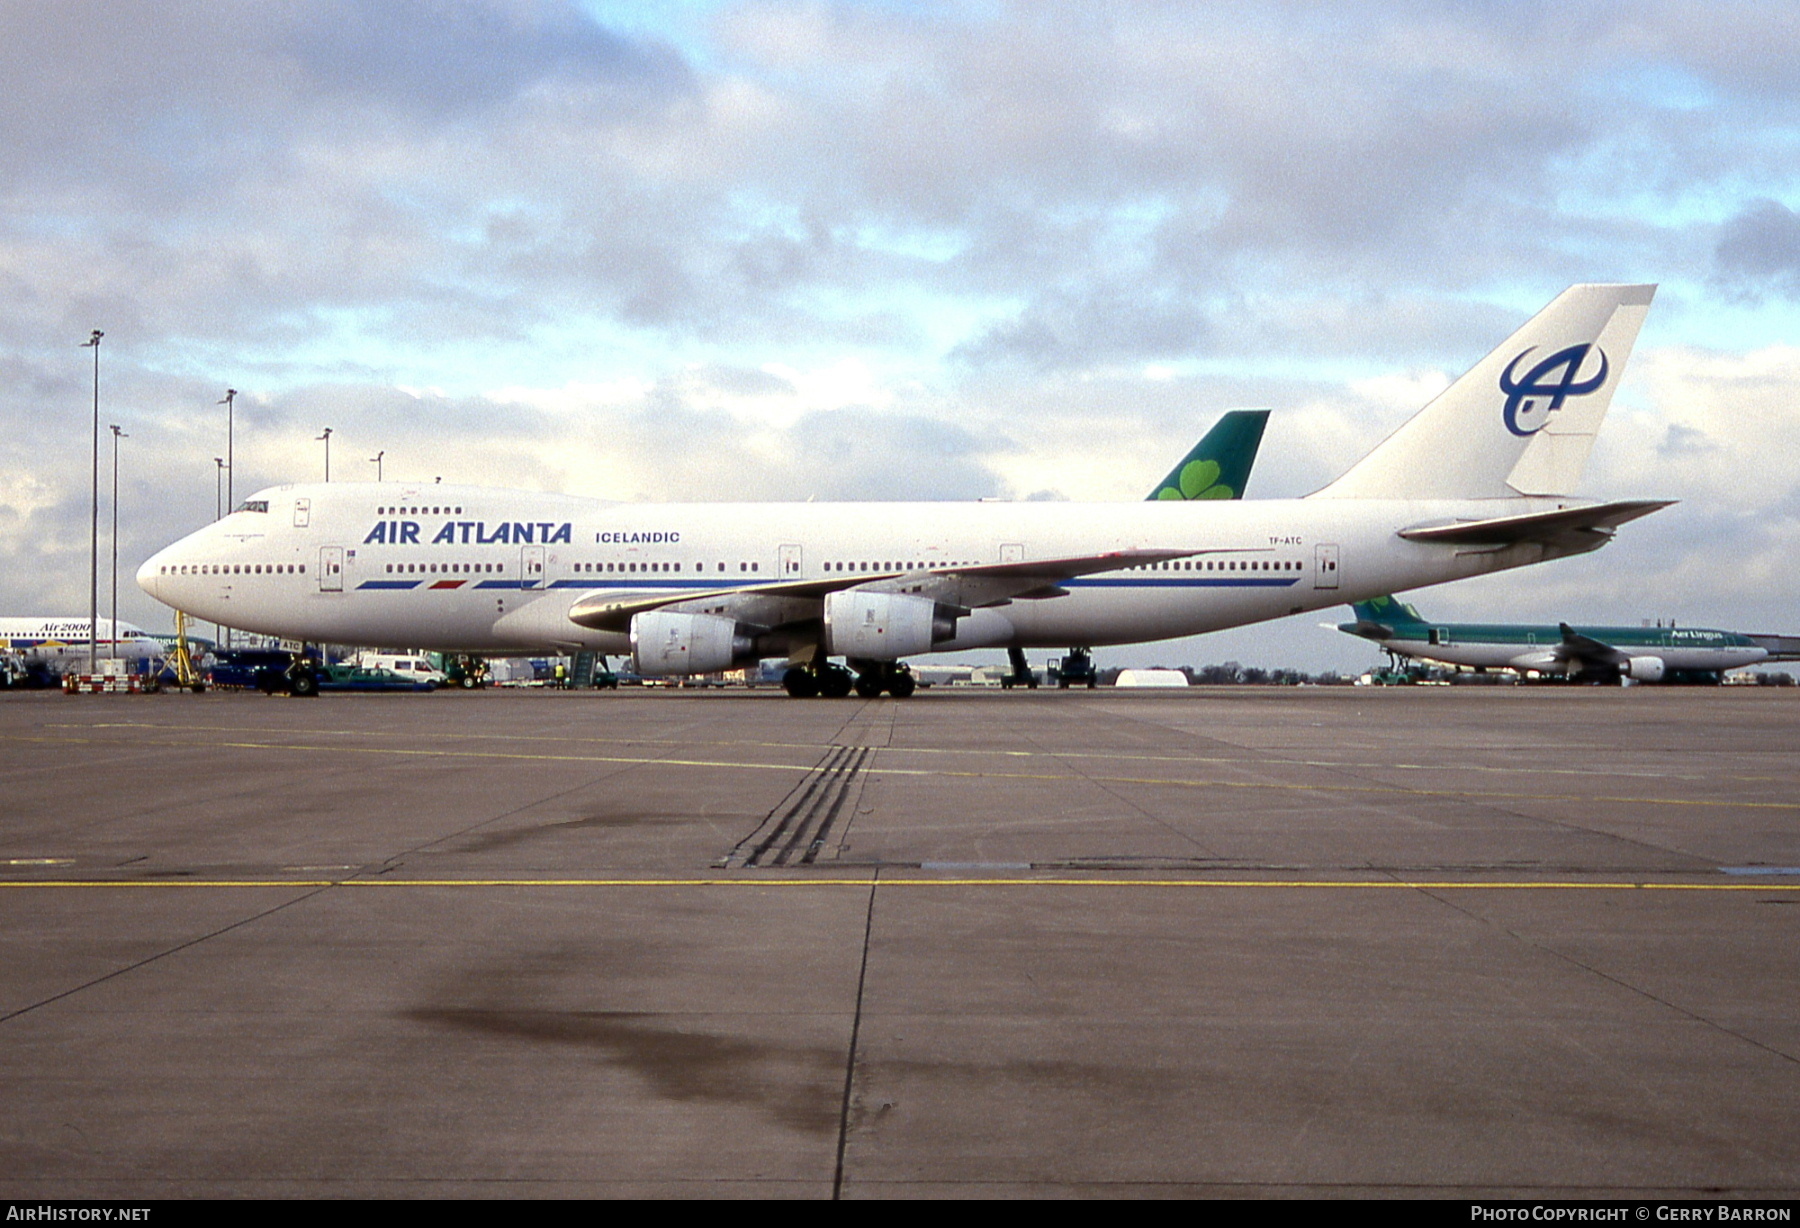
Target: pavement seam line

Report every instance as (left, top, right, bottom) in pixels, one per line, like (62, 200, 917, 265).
(1411, 884, 1800, 1071)
(833, 868, 879, 1201)
(0, 884, 334, 1027)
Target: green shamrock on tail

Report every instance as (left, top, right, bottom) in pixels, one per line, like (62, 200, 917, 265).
(1155, 458, 1235, 501)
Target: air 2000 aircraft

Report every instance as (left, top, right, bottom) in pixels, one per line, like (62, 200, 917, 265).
(139, 284, 1669, 698)
(1, 617, 163, 684)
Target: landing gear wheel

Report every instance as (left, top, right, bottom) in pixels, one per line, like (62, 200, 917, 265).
(819, 665, 854, 699)
(854, 673, 884, 698)
(783, 668, 820, 698)
(888, 670, 916, 698)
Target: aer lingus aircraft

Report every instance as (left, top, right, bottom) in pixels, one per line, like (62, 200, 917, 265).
(1339, 595, 1783, 683)
(139, 283, 1668, 698)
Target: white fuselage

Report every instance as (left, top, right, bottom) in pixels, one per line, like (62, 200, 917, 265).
(138, 483, 1602, 657)
(1380, 632, 1767, 675)
(1, 617, 163, 673)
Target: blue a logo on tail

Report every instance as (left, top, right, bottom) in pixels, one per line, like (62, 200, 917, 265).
(1499, 344, 1609, 437)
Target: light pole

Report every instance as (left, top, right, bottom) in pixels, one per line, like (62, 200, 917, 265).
(370, 450, 384, 482)
(218, 389, 236, 514)
(110, 425, 127, 661)
(317, 427, 332, 481)
(81, 330, 102, 672)
(212, 456, 225, 649)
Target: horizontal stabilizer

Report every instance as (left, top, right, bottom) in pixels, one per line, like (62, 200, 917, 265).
(1746, 634, 1800, 662)
(1397, 499, 1673, 548)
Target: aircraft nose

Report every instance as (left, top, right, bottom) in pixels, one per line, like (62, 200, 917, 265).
(136, 551, 169, 603)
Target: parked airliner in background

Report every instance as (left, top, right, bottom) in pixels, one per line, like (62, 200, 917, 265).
(1, 617, 163, 680)
(140, 284, 1668, 698)
(1338, 595, 1792, 683)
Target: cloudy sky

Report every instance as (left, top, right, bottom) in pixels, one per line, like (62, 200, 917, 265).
(5, 0, 1800, 672)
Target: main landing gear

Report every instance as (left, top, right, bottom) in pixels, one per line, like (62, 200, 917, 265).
(999, 644, 1039, 690)
(782, 661, 915, 698)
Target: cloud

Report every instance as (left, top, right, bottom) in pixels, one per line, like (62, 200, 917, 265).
(1713, 199, 1800, 299)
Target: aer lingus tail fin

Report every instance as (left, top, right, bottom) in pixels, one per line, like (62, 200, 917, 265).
(1147, 409, 1270, 501)
(1351, 594, 1427, 628)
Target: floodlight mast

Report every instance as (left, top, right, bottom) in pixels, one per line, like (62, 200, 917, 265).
(81, 330, 102, 672)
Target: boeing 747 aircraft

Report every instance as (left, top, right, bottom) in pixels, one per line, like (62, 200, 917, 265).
(139, 284, 1669, 698)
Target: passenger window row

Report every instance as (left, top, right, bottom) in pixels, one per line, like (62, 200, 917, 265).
(160, 563, 304, 576)
(1129, 560, 1302, 572)
(384, 562, 504, 574)
(377, 506, 464, 515)
(823, 561, 971, 572)
(567, 561, 761, 574)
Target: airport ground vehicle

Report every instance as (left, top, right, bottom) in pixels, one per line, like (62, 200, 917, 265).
(317, 662, 438, 692)
(1046, 650, 1098, 689)
(433, 653, 489, 689)
(209, 650, 300, 693)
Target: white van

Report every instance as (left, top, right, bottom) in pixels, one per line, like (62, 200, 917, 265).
(355, 653, 448, 686)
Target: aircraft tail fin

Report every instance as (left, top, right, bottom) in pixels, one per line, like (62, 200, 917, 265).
(1312, 284, 1655, 500)
(1147, 409, 1269, 501)
(1351, 594, 1427, 627)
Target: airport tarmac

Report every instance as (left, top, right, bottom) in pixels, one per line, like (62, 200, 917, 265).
(1, 684, 1797, 1198)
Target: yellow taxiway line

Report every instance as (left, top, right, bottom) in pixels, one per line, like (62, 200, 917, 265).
(1, 877, 1795, 891)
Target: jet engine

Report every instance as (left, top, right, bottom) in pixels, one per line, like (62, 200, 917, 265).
(630, 611, 753, 676)
(1622, 655, 1665, 683)
(822, 591, 957, 660)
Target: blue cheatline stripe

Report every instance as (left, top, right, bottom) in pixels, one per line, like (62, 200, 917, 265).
(356, 577, 1307, 594)
(548, 578, 747, 590)
(1064, 577, 1301, 589)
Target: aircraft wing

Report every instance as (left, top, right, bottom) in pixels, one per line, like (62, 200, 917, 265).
(566, 548, 1198, 634)
(1397, 499, 1674, 548)
(1556, 623, 1630, 668)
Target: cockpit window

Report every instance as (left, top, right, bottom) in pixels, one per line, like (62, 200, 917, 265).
(236, 500, 270, 514)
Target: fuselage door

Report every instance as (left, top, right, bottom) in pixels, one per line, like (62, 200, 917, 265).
(293, 498, 311, 528)
(1313, 543, 1340, 590)
(319, 546, 343, 592)
(522, 545, 545, 590)
(1001, 543, 1024, 564)
(779, 543, 803, 577)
